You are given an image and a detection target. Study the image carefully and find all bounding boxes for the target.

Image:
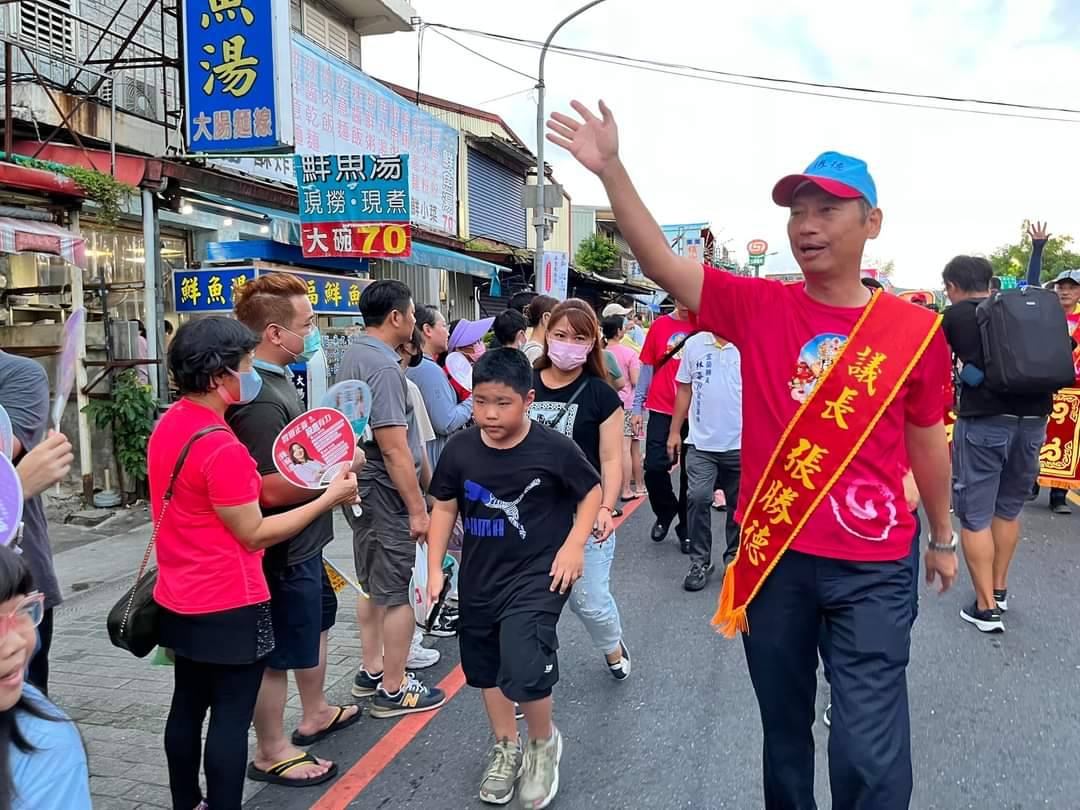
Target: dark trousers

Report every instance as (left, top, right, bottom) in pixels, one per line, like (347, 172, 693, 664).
(685, 445, 741, 567)
(821, 511, 921, 684)
(743, 551, 913, 810)
(28, 607, 53, 695)
(165, 655, 266, 810)
(644, 411, 688, 530)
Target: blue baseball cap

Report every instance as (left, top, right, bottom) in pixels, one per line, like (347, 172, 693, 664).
(772, 151, 878, 208)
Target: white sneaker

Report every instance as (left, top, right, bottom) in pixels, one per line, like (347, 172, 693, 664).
(407, 628, 440, 669)
(519, 726, 563, 809)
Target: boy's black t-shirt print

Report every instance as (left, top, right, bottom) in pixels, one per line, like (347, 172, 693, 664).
(430, 423, 599, 623)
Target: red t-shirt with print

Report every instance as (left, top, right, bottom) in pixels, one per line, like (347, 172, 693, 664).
(639, 313, 693, 415)
(696, 267, 951, 562)
(149, 398, 268, 614)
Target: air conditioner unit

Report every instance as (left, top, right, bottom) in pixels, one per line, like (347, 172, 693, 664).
(98, 76, 159, 119)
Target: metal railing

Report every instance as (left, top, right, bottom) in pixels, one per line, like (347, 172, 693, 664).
(1, 0, 181, 156)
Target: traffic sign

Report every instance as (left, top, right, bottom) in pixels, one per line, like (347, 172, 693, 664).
(747, 239, 768, 256)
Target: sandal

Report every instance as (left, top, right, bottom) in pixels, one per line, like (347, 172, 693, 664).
(621, 491, 642, 501)
(247, 753, 339, 787)
(291, 704, 362, 746)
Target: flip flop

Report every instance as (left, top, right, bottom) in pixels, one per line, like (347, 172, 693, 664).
(621, 491, 643, 501)
(291, 704, 362, 746)
(246, 753, 339, 787)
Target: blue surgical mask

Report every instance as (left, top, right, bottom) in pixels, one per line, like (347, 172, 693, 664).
(279, 325, 322, 363)
(218, 367, 263, 405)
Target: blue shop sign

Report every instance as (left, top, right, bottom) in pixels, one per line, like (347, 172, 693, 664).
(182, 0, 294, 152)
(174, 266, 368, 314)
(296, 154, 410, 225)
(174, 267, 257, 312)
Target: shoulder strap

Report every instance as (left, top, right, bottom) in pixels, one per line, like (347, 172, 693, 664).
(654, 332, 695, 372)
(118, 423, 229, 635)
(537, 376, 590, 433)
(163, 425, 228, 502)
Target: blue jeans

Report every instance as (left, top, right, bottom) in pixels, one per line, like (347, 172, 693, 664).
(567, 534, 623, 656)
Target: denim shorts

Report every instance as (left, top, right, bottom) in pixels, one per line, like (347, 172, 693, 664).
(952, 415, 1047, 531)
(264, 555, 337, 671)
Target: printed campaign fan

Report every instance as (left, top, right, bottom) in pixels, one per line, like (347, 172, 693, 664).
(445, 351, 473, 392)
(0, 454, 24, 548)
(321, 380, 372, 440)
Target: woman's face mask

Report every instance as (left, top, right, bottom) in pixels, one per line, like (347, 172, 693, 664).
(217, 366, 263, 405)
(547, 339, 592, 371)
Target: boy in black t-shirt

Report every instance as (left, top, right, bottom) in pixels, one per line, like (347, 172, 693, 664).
(427, 348, 601, 809)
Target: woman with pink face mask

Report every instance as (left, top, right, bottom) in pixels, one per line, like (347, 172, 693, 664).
(528, 300, 631, 681)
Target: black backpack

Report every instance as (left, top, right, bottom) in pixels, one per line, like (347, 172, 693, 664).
(975, 286, 1074, 394)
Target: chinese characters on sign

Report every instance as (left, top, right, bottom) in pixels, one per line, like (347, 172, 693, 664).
(217, 34, 459, 236)
(295, 154, 413, 260)
(538, 251, 569, 301)
(183, 0, 293, 151)
(173, 267, 368, 315)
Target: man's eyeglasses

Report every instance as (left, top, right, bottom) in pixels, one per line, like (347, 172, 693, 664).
(0, 593, 45, 636)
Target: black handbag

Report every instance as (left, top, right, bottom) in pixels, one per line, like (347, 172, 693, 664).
(107, 426, 227, 657)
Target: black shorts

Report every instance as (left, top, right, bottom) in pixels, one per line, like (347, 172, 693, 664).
(458, 611, 561, 703)
(264, 554, 338, 672)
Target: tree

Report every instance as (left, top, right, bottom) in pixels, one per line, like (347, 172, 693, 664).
(989, 221, 1080, 283)
(575, 233, 622, 277)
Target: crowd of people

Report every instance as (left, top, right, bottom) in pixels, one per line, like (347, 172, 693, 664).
(0, 114, 1076, 810)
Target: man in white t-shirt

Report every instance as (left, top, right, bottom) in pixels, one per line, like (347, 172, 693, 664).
(667, 332, 742, 591)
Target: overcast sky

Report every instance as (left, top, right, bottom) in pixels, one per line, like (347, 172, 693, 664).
(360, 0, 1080, 288)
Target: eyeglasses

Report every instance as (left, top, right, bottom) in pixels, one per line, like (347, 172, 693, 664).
(0, 593, 45, 636)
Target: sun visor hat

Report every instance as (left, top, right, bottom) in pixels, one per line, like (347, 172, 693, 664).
(447, 317, 495, 351)
(772, 151, 878, 208)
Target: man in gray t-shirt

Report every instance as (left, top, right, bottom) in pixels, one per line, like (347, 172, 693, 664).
(0, 350, 61, 693)
(336, 280, 444, 719)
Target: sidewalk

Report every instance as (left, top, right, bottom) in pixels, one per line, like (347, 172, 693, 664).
(48, 511, 367, 809)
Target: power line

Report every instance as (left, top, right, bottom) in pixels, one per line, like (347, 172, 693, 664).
(474, 85, 536, 106)
(426, 26, 537, 82)
(425, 22, 1080, 125)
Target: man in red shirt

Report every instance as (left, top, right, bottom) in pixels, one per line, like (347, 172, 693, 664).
(548, 100, 957, 809)
(632, 300, 693, 547)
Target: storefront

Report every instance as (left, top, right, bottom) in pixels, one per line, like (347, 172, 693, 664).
(173, 254, 372, 406)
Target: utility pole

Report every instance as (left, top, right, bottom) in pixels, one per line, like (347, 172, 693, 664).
(533, 0, 608, 289)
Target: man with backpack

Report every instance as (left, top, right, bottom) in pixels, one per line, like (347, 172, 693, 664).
(941, 222, 1074, 632)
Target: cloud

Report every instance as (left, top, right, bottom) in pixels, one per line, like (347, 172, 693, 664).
(362, 0, 1080, 287)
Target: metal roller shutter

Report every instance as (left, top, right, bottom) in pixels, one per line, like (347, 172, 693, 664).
(467, 149, 526, 249)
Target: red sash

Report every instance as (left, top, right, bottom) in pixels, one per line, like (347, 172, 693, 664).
(712, 292, 941, 637)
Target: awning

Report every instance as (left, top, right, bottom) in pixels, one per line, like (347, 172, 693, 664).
(571, 269, 657, 295)
(397, 241, 503, 280)
(205, 239, 369, 274)
(0, 216, 86, 267)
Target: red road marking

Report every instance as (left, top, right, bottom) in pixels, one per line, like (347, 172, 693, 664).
(315, 493, 651, 808)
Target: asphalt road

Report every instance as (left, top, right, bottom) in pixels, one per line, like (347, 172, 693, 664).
(247, 487, 1080, 810)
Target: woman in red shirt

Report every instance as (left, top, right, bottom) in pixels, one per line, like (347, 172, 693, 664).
(150, 317, 358, 810)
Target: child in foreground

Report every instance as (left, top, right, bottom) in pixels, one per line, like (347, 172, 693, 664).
(426, 348, 602, 809)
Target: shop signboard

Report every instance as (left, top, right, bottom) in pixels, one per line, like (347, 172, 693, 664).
(661, 223, 708, 258)
(217, 34, 459, 236)
(747, 254, 766, 267)
(173, 266, 368, 315)
(183, 0, 294, 152)
(538, 251, 569, 300)
(295, 154, 412, 259)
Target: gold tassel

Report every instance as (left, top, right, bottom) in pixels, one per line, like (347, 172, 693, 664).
(710, 566, 748, 637)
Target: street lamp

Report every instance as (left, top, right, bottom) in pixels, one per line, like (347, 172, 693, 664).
(533, 0, 608, 289)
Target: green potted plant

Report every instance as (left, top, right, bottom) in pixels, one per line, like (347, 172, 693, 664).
(83, 370, 157, 502)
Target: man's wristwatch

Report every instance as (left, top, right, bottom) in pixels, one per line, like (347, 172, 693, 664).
(927, 531, 958, 553)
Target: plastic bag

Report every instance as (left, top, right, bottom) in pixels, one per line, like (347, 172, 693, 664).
(411, 543, 430, 628)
